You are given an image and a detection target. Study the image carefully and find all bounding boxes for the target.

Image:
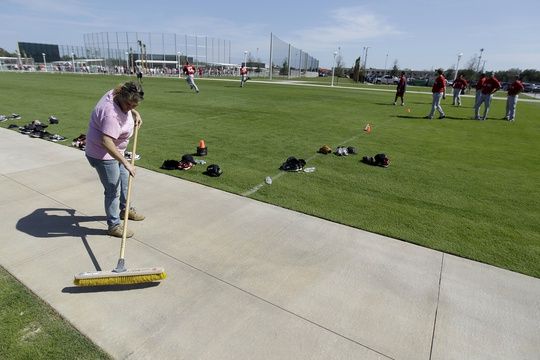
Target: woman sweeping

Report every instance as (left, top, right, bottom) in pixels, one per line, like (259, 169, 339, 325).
(85, 81, 146, 238)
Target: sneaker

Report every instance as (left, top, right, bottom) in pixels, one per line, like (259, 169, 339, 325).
(108, 223, 134, 238)
(393, 102, 396, 105)
(439, 115, 446, 119)
(120, 207, 145, 221)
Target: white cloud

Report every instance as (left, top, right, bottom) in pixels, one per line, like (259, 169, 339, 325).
(291, 6, 400, 51)
(5, 0, 96, 18)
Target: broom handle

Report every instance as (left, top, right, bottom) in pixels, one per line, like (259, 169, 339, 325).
(119, 122, 140, 260)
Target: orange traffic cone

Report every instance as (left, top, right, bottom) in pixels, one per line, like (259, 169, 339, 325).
(197, 139, 207, 156)
(364, 123, 371, 133)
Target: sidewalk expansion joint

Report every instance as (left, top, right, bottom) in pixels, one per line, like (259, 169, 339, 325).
(141, 241, 395, 359)
(429, 252, 445, 359)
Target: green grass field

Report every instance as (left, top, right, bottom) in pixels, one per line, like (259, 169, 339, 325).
(1, 72, 539, 279)
(0, 265, 111, 359)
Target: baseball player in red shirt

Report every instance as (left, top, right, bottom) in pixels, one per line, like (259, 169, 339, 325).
(473, 73, 487, 115)
(452, 74, 468, 106)
(474, 72, 501, 120)
(504, 76, 525, 121)
(182, 62, 199, 93)
(394, 71, 407, 106)
(425, 69, 447, 119)
(240, 64, 249, 87)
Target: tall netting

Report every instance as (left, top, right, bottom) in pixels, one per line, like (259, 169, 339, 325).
(269, 33, 319, 79)
(82, 32, 232, 75)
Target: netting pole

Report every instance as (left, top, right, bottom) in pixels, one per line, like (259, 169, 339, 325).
(269, 33, 273, 80)
(287, 44, 291, 79)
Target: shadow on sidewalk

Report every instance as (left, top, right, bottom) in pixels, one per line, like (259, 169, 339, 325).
(16, 208, 106, 238)
(62, 282, 160, 294)
(16, 208, 107, 271)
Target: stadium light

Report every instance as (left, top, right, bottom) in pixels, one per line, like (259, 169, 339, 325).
(454, 52, 463, 81)
(42, 53, 47, 72)
(331, 51, 337, 87)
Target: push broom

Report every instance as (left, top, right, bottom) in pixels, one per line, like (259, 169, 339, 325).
(74, 123, 166, 286)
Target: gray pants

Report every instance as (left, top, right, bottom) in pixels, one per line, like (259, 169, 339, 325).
(428, 92, 445, 118)
(505, 95, 518, 120)
(240, 75, 248, 87)
(186, 75, 199, 92)
(474, 93, 493, 119)
(474, 90, 482, 112)
(452, 88, 462, 105)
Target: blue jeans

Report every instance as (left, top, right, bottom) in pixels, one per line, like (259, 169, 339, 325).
(86, 156, 128, 229)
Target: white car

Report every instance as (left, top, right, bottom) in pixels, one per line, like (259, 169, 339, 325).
(375, 75, 399, 85)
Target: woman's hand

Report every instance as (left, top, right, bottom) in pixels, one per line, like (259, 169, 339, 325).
(131, 109, 143, 127)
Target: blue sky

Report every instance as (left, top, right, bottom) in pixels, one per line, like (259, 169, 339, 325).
(1, 0, 539, 71)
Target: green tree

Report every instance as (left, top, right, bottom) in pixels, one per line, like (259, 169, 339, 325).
(390, 60, 399, 76)
(351, 56, 363, 83)
(445, 68, 455, 81)
(0, 48, 16, 57)
(279, 59, 288, 75)
(521, 69, 540, 82)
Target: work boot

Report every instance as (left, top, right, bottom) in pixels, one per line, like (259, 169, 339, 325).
(108, 223, 134, 238)
(120, 207, 145, 221)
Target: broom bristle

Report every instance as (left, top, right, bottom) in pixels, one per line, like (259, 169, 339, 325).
(74, 271, 166, 287)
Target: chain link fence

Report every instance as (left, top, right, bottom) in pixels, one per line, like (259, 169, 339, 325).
(269, 33, 319, 79)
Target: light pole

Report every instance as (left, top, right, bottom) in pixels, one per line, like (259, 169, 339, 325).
(42, 53, 47, 72)
(71, 53, 76, 72)
(129, 47, 134, 74)
(454, 52, 463, 81)
(331, 51, 337, 87)
(243, 50, 248, 66)
(177, 52, 181, 74)
(362, 46, 370, 82)
(477, 48, 484, 73)
(384, 53, 388, 76)
(15, 49, 22, 69)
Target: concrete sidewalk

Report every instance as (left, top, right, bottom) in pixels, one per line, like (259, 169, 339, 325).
(0, 127, 538, 360)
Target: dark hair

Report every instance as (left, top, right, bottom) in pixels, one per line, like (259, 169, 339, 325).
(113, 81, 144, 104)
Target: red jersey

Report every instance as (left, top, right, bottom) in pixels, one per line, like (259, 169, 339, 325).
(475, 77, 486, 90)
(183, 64, 195, 76)
(507, 80, 524, 96)
(240, 66, 248, 75)
(397, 75, 406, 91)
(432, 75, 446, 93)
(481, 77, 501, 94)
(453, 78, 468, 89)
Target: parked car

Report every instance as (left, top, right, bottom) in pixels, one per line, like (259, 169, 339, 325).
(524, 83, 540, 92)
(375, 75, 399, 84)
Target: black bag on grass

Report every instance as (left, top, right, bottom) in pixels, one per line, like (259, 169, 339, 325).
(280, 157, 306, 172)
(205, 164, 222, 177)
(161, 159, 180, 170)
